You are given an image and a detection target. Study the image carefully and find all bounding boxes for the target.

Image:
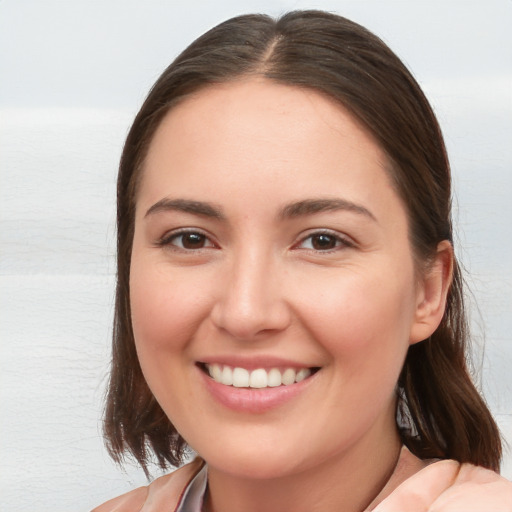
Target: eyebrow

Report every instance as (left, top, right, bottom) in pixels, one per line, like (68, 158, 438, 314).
(279, 198, 376, 221)
(144, 197, 376, 222)
(144, 198, 225, 219)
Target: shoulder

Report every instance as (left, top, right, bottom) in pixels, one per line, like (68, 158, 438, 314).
(91, 458, 205, 512)
(372, 456, 512, 511)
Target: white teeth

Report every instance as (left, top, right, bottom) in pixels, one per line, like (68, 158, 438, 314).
(232, 367, 250, 388)
(282, 368, 296, 385)
(205, 364, 314, 388)
(249, 368, 268, 388)
(295, 368, 312, 382)
(211, 364, 222, 382)
(267, 368, 282, 387)
(221, 365, 233, 385)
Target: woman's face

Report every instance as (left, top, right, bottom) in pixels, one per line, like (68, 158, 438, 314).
(130, 80, 432, 478)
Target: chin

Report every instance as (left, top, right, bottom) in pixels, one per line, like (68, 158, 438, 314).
(210, 454, 303, 480)
(193, 435, 326, 480)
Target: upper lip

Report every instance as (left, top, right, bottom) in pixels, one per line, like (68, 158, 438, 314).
(198, 355, 320, 371)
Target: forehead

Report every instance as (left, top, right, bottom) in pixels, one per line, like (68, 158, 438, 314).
(138, 79, 401, 221)
(147, 79, 385, 163)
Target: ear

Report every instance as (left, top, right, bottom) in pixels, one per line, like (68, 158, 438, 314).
(409, 240, 454, 345)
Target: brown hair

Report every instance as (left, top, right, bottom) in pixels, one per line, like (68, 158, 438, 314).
(104, 10, 502, 473)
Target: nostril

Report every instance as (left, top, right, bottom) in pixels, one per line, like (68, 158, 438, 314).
(210, 297, 292, 341)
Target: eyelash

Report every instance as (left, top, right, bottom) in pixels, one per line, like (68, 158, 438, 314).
(156, 229, 216, 251)
(294, 230, 354, 252)
(156, 228, 353, 253)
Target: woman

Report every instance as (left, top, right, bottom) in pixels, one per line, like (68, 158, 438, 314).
(93, 10, 512, 511)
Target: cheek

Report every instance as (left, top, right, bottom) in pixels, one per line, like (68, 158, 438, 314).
(128, 260, 217, 422)
(129, 261, 212, 360)
(294, 265, 417, 372)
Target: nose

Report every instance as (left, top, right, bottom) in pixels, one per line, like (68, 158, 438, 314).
(210, 249, 292, 341)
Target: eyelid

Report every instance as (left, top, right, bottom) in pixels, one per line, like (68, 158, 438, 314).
(293, 228, 355, 251)
(155, 227, 218, 250)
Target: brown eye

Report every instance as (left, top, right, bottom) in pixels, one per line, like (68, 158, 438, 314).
(296, 231, 351, 252)
(159, 230, 215, 250)
(180, 232, 207, 249)
(311, 234, 337, 250)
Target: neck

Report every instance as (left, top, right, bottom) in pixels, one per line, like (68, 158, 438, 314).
(205, 430, 402, 512)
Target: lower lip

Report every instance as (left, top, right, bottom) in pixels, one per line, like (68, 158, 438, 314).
(199, 367, 317, 413)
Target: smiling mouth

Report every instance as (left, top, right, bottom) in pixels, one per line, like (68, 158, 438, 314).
(199, 363, 319, 389)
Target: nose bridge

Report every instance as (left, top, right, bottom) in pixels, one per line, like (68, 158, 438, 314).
(212, 244, 290, 339)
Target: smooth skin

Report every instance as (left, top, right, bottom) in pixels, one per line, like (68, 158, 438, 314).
(130, 79, 453, 512)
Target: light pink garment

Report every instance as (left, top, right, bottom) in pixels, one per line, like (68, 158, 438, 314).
(92, 447, 512, 511)
(91, 457, 204, 512)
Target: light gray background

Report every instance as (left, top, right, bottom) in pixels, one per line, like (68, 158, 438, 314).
(1, 1, 511, 510)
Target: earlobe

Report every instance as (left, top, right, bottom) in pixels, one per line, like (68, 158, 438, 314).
(409, 240, 454, 345)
